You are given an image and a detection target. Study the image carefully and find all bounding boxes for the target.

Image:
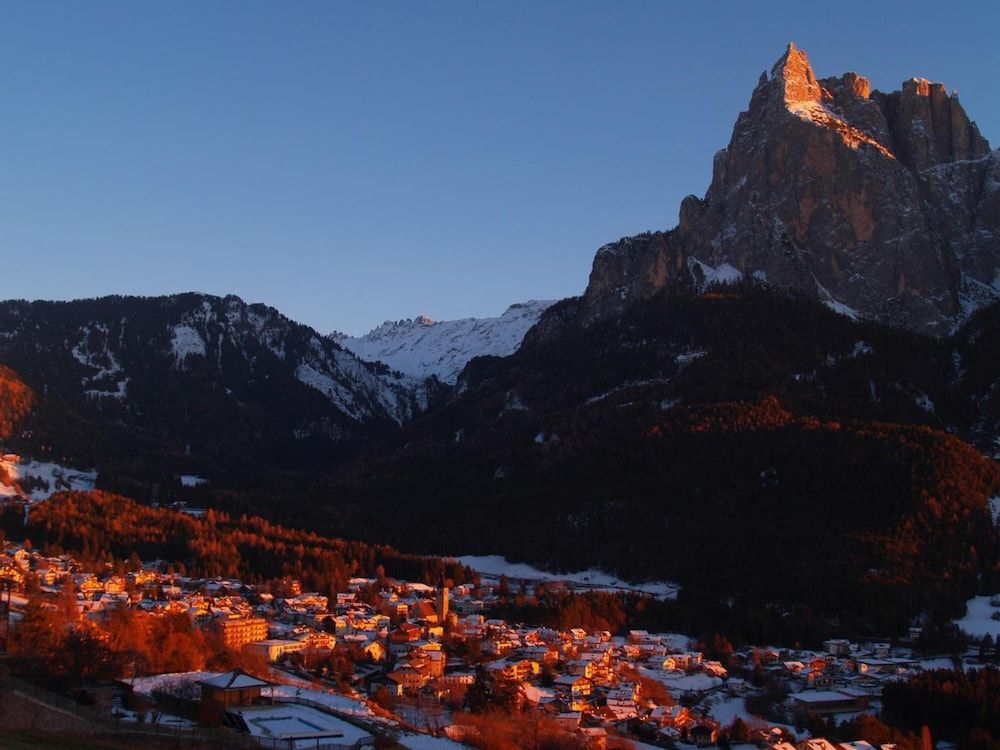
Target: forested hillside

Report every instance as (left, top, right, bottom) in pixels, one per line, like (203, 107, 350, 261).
(2, 490, 476, 594)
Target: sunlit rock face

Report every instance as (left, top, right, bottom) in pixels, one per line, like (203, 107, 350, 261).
(582, 43, 1000, 334)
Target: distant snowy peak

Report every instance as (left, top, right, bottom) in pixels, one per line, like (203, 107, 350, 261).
(335, 300, 556, 384)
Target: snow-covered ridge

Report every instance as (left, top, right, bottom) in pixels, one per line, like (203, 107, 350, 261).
(334, 300, 556, 384)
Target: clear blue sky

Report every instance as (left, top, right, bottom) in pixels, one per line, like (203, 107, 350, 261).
(2, 2, 997, 335)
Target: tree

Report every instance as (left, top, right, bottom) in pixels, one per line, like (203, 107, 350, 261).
(11, 597, 64, 674)
(727, 717, 749, 743)
(465, 665, 521, 714)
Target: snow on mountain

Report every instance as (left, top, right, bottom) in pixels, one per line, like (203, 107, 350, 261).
(333, 300, 556, 384)
(0, 455, 97, 503)
(0, 293, 434, 433)
(156, 296, 434, 424)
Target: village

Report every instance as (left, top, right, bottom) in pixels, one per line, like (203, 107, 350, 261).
(2, 538, 994, 750)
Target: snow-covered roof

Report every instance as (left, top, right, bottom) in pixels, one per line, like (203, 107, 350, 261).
(198, 669, 270, 690)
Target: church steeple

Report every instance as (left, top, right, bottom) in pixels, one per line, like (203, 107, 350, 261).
(436, 574, 449, 623)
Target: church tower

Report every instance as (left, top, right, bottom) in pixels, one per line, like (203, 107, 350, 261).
(436, 576, 449, 623)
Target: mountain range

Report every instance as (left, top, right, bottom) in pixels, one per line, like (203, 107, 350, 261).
(1, 44, 998, 639)
(332, 300, 555, 384)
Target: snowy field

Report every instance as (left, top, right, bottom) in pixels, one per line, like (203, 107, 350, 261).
(703, 694, 748, 725)
(0, 456, 97, 502)
(638, 666, 723, 696)
(451, 555, 679, 598)
(955, 595, 1000, 638)
(270, 684, 380, 720)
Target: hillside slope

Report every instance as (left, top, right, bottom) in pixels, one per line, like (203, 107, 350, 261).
(0, 293, 440, 471)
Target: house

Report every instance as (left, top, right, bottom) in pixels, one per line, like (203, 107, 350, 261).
(362, 640, 386, 663)
(650, 704, 691, 729)
(242, 638, 305, 662)
(481, 638, 514, 656)
(389, 622, 422, 644)
(790, 690, 869, 716)
(214, 617, 268, 650)
(664, 652, 702, 670)
(387, 664, 430, 692)
(798, 740, 840, 750)
(488, 658, 539, 682)
(440, 672, 476, 687)
(292, 629, 335, 651)
(553, 674, 592, 706)
(579, 727, 607, 750)
(554, 712, 581, 730)
(690, 723, 718, 747)
(198, 669, 270, 710)
(823, 639, 851, 657)
(410, 599, 438, 623)
(368, 675, 404, 697)
(628, 630, 651, 643)
(702, 660, 727, 677)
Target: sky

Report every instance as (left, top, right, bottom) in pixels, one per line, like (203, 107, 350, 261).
(1, 2, 998, 335)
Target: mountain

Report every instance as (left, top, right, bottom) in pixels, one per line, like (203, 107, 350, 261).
(0, 293, 439, 470)
(310, 287, 1000, 632)
(580, 44, 1000, 334)
(305, 287, 1000, 636)
(1, 45, 998, 641)
(332, 300, 555, 384)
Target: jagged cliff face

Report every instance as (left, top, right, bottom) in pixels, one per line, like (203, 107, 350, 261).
(583, 44, 1000, 333)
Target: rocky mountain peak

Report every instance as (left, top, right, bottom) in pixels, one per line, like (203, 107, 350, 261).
(579, 44, 1000, 334)
(771, 42, 823, 106)
(887, 77, 990, 172)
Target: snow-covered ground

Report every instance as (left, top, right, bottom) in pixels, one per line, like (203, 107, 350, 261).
(688, 258, 744, 291)
(0, 456, 97, 502)
(231, 703, 374, 749)
(270, 684, 379, 720)
(451, 554, 679, 598)
(180, 474, 207, 487)
(989, 495, 999, 524)
(170, 324, 207, 366)
(955, 595, 1000, 638)
(704, 694, 749, 725)
(638, 667, 723, 696)
(823, 298, 860, 320)
(335, 300, 555, 384)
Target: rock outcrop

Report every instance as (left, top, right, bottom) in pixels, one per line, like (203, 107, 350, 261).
(582, 43, 1000, 334)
